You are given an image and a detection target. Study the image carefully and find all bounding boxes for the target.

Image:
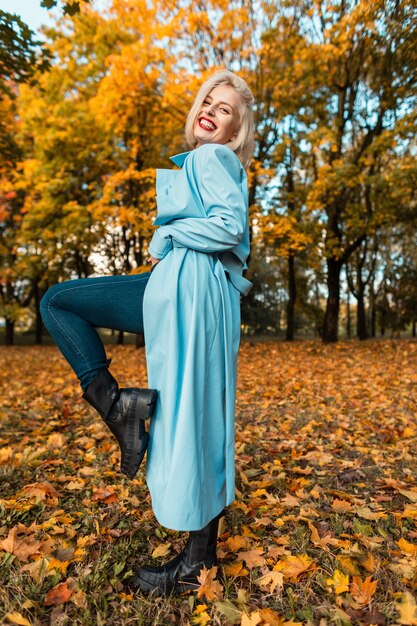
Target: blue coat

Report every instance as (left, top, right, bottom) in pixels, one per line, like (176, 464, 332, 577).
(143, 143, 252, 531)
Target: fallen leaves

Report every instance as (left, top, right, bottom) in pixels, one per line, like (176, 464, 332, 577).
(396, 591, 417, 625)
(349, 575, 378, 607)
(1, 526, 44, 563)
(326, 569, 350, 594)
(43, 580, 74, 606)
(196, 565, 224, 600)
(274, 554, 317, 582)
(2, 341, 417, 624)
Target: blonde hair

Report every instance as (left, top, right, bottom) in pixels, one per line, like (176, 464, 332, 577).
(184, 70, 255, 169)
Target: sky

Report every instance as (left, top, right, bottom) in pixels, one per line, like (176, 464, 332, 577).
(0, 1, 56, 33)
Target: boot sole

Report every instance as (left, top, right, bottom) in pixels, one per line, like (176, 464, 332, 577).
(128, 574, 197, 596)
(121, 389, 158, 479)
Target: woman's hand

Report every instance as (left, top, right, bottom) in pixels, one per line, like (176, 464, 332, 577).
(148, 255, 161, 269)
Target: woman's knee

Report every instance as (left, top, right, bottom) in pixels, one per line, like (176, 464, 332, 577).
(40, 283, 66, 321)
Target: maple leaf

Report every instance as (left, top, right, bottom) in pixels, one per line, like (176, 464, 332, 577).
(331, 498, 352, 513)
(326, 569, 349, 594)
(196, 565, 223, 601)
(256, 569, 284, 593)
(236, 548, 266, 570)
(43, 580, 74, 606)
(349, 575, 377, 607)
(0, 527, 42, 563)
(19, 482, 59, 504)
(281, 494, 300, 508)
(274, 555, 317, 582)
(396, 591, 417, 625)
(304, 519, 341, 551)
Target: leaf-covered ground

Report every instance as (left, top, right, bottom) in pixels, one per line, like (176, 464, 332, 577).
(1, 340, 417, 626)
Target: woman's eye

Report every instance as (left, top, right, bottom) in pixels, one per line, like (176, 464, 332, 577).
(220, 108, 230, 114)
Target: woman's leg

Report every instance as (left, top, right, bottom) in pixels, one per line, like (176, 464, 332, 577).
(40, 272, 156, 479)
(40, 273, 151, 390)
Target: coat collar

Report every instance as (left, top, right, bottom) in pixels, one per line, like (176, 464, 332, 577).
(169, 151, 191, 167)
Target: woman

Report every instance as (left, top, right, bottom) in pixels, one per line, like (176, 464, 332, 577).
(40, 70, 254, 595)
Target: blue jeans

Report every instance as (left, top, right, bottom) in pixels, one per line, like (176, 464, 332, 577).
(40, 273, 151, 391)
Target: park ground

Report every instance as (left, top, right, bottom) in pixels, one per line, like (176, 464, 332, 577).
(1, 340, 417, 626)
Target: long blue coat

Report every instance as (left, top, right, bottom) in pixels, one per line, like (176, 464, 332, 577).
(143, 143, 252, 531)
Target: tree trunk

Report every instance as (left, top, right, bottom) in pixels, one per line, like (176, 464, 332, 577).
(117, 331, 124, 345)
(369, 281, 376, 338)
(356, 289, 368, 340)
(34, 283, 43, 344)
(346, 290, 351, 338)
(286, 254, 296, 341)
(412, 320, 416, 338)
(136, 333, 145, 348)
(5, 318, 15, 346)
(323, 258, 342, 342)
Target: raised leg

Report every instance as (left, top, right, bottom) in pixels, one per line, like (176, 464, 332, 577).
(40, 273, 151, 390)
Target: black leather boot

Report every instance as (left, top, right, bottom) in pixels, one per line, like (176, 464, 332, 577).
(128, 512, 223, 595)
(82, 367, 157, 479)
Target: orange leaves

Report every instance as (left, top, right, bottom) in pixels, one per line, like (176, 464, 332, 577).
(236, 548, 266, 570)
(3, 341, 417, 625)
(0, 526, 44, 563)
(19, 482, 59, 506)
(349, 576, 377, 607)
(196, 566, 223, 601)
(397, 538, 417, 555)
(331, 498, 352, 513)
(274, 555, 317, 582)
(43, 580, 74, 606)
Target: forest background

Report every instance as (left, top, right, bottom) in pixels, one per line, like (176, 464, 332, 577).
(2, 3, 417, 626)
(1, 0, 417, 346)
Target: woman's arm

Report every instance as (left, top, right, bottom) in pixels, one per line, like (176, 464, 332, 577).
(148, 144, 247, 260)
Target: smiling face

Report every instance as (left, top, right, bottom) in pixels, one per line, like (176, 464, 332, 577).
(194, 84, 242, 147)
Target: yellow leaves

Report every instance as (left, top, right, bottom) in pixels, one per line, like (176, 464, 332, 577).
(274, 555, 317, 582)
(256, 569, 284, 593)
(196, 566, 223, 601)
(349, 576, 377, 607)
(326, 569, 350, 594)
(396, 592, 417, 625)
(151, 543, 172, 559)
(4, 613, 32, 626)
(398, 537, 417, 555)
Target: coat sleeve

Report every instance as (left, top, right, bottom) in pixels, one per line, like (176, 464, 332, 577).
(148, 144, 247, 260)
